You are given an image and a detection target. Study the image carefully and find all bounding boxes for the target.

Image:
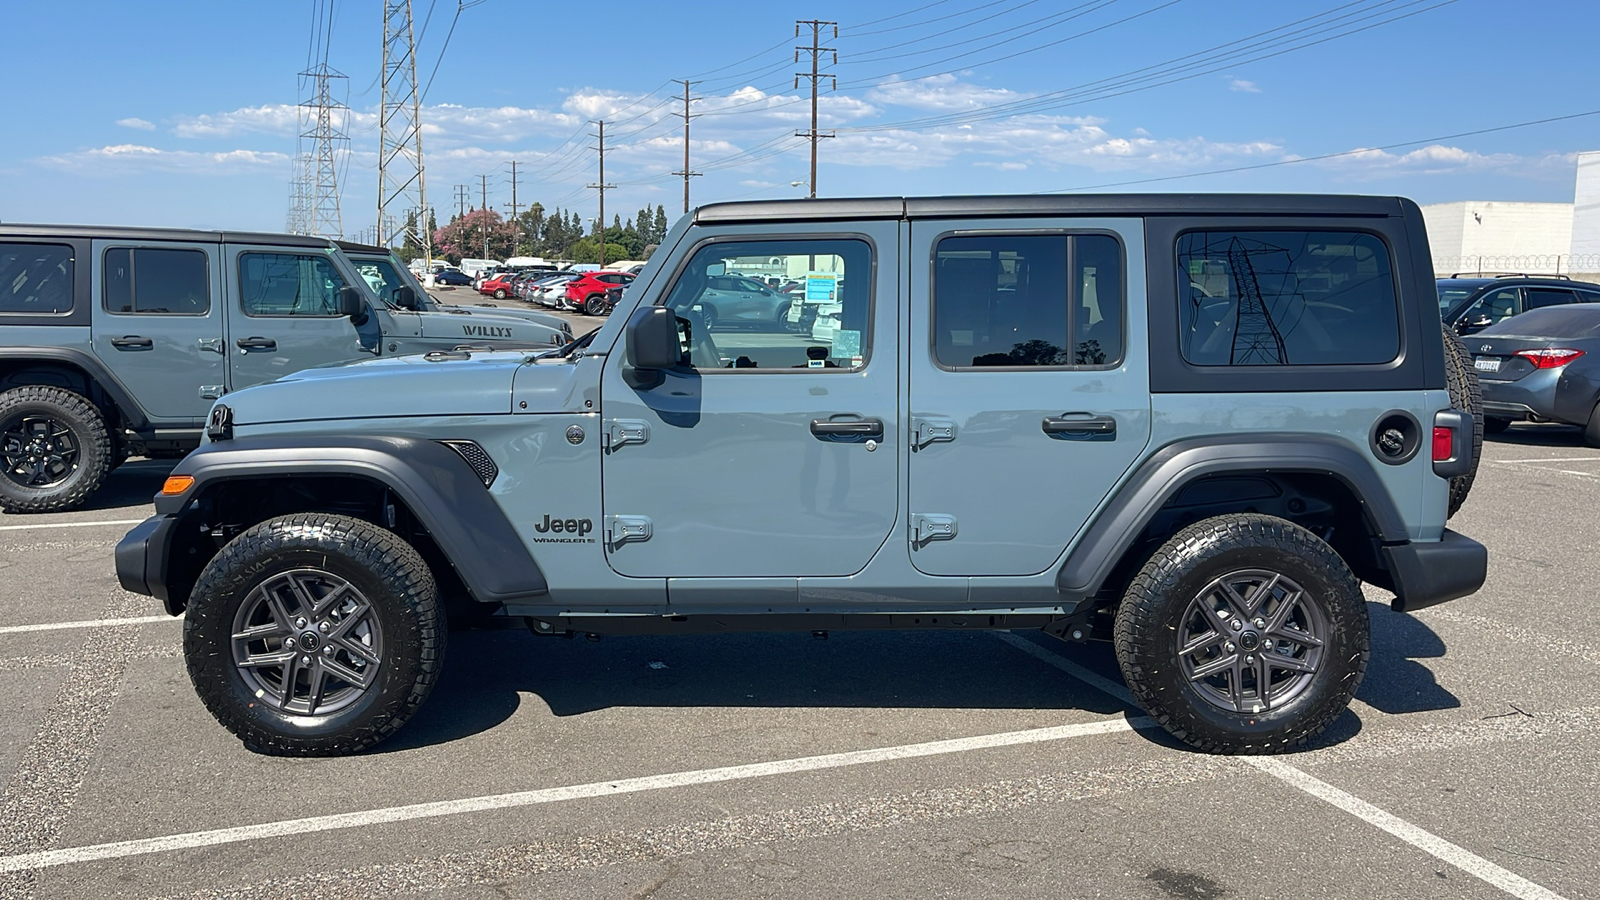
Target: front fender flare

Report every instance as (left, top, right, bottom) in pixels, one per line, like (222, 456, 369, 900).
(1057, 434, 1409, 599)
(159, 435, 547, 605)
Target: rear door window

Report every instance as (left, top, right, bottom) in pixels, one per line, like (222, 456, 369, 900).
(1178, 230, 1398, 365)
(1526, 288, 1581, 310)
(104, 247, 210, 315)
(0, 242, 74, 314)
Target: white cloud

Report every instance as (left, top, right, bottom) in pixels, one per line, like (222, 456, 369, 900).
(172, 104, 302, 139)
(869, 74, 1027, 112)
(115, 117, 156, 131)
(1229, 79, 1261, 93)
(36, 144, 290, 174)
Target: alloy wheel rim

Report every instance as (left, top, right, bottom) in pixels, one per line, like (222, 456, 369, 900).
(230, 568, 384, 716)
(1177, 568, 1327, 715)
(0, 413, 81, 489)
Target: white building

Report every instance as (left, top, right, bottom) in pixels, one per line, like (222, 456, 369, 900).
(1419, 150, 1600, 280)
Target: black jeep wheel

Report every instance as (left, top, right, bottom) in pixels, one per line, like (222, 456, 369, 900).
(1114, 513, 1369, 754)
(183, 513, 444, 756)
(1442, 330, 1482, 517)
(584, 293, 607, 316)
(0, 385, 113, 513)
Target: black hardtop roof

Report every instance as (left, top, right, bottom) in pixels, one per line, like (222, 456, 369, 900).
(0, 223, 336, 248)
(692, 193, 1412, 224)
(334, 240, 391, 254)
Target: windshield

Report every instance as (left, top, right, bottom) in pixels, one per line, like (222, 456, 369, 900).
(1438, 288, 1475, 315)
(347, 252, 433, 310)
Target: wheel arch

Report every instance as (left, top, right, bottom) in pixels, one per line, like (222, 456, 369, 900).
(0, 348, 150, 429)
(1059, 435, 1408, 606)
(152, 435, 547, 614)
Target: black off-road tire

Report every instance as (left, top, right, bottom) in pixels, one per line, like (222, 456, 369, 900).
(1442, 330, 1482, 517)
(1113, 514, 1369, 754)
(183, 513, 444, 756)
(0, 385, 113, 513)
(1484, 416, 1512, 435)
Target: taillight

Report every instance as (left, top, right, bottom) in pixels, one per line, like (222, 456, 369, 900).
(1514, 348, 1584, 368)
(1432, 426, 1453, 462)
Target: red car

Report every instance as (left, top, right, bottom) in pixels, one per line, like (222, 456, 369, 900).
(564, 270, 635, 315)
(478, 273, 518, 300)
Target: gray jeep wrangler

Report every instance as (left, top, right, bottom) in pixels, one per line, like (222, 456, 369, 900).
(117, 194, 1488, 756)
(0, 226, 569, 513)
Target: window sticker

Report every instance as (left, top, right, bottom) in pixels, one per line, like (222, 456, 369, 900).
(805, 273, 838, 303)
(832, 329, 861, 359)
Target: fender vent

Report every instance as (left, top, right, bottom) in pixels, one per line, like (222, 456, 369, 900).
(439, 440, 498, 487)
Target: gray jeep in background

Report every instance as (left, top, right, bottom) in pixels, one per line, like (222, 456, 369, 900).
(0, 225, 570, 513)
(117, 194, 1488, 757)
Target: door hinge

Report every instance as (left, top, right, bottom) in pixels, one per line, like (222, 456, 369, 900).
(912, 417, 957, 448)
(605, 515, 653, 548)
(196, 337, 225, 355)
(198, 384, 224, 400)
(603, 419, 650, 451)
(911, 513, 958, 546)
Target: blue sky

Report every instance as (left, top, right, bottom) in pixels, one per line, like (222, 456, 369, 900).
(1, 0, 1595, 236)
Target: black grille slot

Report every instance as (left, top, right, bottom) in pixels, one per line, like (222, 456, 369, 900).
(439, 440, 498, 487)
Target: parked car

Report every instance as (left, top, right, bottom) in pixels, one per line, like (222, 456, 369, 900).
(1471, 304, 1600, 442)
(564, 271, 635, 315)
(529, 273, 582, 308)
(478, 273, 518, 300)
(120, 193, 1486, 757)
(433, 268, 473, 286)
(692, 273, 794, 330)
(1438, 275, 1600, 336)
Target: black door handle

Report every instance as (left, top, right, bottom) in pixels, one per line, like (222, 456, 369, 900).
(810, 417, 885, 439)
(1042, 414, 1117, 436)
(236, 336, 278, 352)
(109, 336, 152, 350)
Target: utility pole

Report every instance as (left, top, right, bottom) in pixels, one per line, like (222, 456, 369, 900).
(671, 79, 701, 215)
(794, 19, 837, 199)
(587, 120, 617, 268)
(379, 0, 429, 264)
(505, 160, 522, 254)
(479, 173, 490, 260)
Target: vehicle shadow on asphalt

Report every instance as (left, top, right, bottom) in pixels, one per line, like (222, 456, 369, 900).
(377, 628, 1138, 754)
(1489, 424, 1589, 447)
(1354, 601, 1460, 716)
(85, 458, 177, 512)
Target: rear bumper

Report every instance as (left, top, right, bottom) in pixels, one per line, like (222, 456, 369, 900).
(1382, 529, 1487, 613)
(115, 515, 181, 614)
(1481, 372, 1565, 423)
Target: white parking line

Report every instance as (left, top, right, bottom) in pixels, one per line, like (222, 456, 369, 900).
(0, 716, 1147, 875)
(992, 632, 1569, 900)
(0, 519, 143, 532)
(1494, 457, 1600, 464)
(1246, 759, 1568, 900)
(0, 615, 176, 636)
(1486, 461, 1600, 481)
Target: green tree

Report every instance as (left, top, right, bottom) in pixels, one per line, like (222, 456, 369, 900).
(568, 238, 631, 265)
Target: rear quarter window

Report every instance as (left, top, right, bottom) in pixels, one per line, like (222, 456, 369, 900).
(1178, 230, 1399, 366)
(0, 242, 74, 314)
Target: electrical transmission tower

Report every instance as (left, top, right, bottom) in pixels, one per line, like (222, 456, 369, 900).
(299, 62, 349, 239)
(1226, 238, 1287, 365)
(794, 19, 837, 199)
(587, 120, 617, 268)
(671, 79, 701, 214)
(379, 0, 429, 261)
(453, 184, 468, 220)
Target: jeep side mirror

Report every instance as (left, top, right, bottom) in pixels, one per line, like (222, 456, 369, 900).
(626, 306, 685, 370)
(339, 285, 366, 320)
(394, 286, 421, 310)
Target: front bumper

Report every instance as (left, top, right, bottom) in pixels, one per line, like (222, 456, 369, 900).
(1382, 529, 1488, 613)
(115, 515, 181, 615)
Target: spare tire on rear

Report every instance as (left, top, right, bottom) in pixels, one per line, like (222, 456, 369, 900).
(1442, 330, 1482, 518)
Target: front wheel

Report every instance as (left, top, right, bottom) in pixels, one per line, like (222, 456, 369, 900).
(183, 513, 444, 756)
(1113, 513, 1368, 754)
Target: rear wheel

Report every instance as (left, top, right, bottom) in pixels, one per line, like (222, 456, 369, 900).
(1442, 330, 1482, 517)
(1585, 403, 1600, 448)
(0, 385, 113, 513)
(584, 293, 607, 316)
(1484, 416, 1512, 435)
(183, 513, 444, 756)
(1114, 513, 1369, 754)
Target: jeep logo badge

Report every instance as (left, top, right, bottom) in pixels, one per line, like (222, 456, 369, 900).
(566, 425, 585, 445)
(533, 515, 593, 536)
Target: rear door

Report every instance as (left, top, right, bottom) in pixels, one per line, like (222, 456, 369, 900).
(906, 218, 1151, 576)
(226, 245, 368, 390)
(90, 240, 225, 422)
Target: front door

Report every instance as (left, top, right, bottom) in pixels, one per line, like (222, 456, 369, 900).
(907, 218, 1151, 576)
(599, 225, 898, 578)
(90, 240, 225, 423)
(226, 246, 370, 391)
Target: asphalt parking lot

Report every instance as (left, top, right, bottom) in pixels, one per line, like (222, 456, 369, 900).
(2, 420, 1599, 899)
